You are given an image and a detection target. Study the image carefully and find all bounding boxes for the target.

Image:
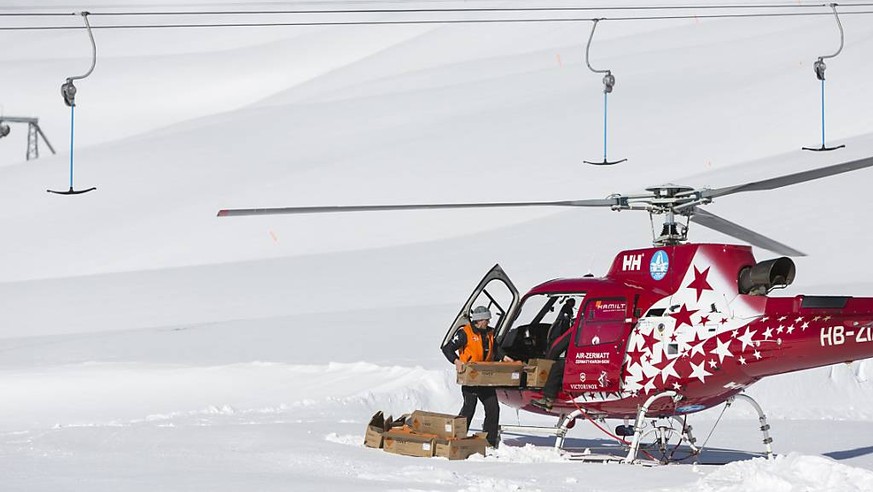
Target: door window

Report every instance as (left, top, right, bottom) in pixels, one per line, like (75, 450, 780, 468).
(576, 298, 627, 346)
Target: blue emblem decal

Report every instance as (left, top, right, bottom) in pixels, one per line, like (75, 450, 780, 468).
(677, 404, 706, 414)
(649, 250, 669, 281)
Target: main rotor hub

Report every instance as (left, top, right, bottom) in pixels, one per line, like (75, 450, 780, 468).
(636, 184, 701, 247)
(644, 183, 696, 198)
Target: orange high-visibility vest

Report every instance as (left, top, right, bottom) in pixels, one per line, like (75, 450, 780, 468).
(458, 323, 494, 363)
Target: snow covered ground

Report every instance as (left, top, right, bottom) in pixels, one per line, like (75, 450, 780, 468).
(3, 1, 873, 490)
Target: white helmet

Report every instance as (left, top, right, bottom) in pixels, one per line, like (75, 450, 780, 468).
(470, 306, 492, 321)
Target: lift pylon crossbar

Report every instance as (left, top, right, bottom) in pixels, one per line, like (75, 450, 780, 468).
(0, 116, 56, 160)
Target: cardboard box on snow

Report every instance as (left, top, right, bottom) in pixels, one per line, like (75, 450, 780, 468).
(408, 410, 467, 439)
(363, 411, 389, 448)
(383, 429, 435, 457)
(457, 361, 525, 387)
(364, 411, 409, 448)
(523, 358, 555, 388)
(364, 425, 385, 449)
(434, 434, 488, 460)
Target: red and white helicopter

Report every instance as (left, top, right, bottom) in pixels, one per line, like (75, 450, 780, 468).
(219, 155, 873, 463)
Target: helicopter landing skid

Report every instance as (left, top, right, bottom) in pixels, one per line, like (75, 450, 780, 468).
(47, 186, 97, 195)
(728, 393, 774, 460)
(584, 158, 628, 166)
(567, 450, 659, 465)
(499, 407, 590, 450)
(499, 421, 572, 449)
(802, 144, 845, 152)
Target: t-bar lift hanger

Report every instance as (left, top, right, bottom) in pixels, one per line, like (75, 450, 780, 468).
(802, 3, 845, 152)
(49, 11, 97, 195)
(583, 19, 626, 166)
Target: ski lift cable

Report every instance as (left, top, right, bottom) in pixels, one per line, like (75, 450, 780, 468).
(4, 3, 873, 17)
(3, 8, 873, 30)
(49, 11, 97, 196)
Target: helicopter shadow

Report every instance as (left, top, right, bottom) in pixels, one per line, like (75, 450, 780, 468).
(824, 446, 873, 461)
(501, 434, 769, 465)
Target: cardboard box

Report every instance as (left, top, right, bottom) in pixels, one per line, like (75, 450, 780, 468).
(457, 361, 525, 387)
(434, 434, 488, 460)
(524, 358, 555, 388)
(386, 413, 409, 431)
(383, 429, 435, 457)
(363, 411, 389, 448)
(364, 425, 385, 448)
(408, 410, 467, 439)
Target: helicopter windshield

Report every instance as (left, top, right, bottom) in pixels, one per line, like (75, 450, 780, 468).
(497, 293, 585, 361)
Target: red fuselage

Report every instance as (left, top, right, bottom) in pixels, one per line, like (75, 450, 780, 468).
(496, 244, 873, 418)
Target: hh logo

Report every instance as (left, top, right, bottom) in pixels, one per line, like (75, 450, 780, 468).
(622, 254, 642, 271)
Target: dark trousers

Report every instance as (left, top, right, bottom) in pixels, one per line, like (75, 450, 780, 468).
(542, 358, 565, 399)
(460, 385, 500, 447)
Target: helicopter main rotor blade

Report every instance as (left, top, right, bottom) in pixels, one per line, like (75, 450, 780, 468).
(690, 209, 805, 257)
(703, 155, 873, 199)
(217, 198, 619, 217)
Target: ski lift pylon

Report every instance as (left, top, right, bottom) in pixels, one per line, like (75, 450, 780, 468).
(802, 3, 845, 152)
(583, 19, 627, 166)
(49, 11, 97, 195)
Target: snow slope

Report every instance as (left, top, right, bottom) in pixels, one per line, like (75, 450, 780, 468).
(3, 1, 873, 490)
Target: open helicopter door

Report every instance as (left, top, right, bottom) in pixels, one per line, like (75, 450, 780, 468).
(564, 297, 632, 393)
(441, 264, 520, 350)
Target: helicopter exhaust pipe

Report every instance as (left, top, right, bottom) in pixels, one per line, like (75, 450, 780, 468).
(738, 257, 796, 296)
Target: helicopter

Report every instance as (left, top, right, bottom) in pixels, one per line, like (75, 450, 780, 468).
(218, 154, 873, 463)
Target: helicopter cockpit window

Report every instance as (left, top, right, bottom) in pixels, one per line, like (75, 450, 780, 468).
(577, 298, 628, 346)
(497, 293, 584, 361)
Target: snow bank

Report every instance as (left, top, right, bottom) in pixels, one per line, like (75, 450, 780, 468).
(681, 453, 873, 492)
(0, 361, 458, 431)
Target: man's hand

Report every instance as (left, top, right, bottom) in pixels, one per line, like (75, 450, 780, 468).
(502, 355, 515, 362)
(454, 359, 464, 373)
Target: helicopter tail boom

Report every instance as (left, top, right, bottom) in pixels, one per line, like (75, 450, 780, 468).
(742, 295, 873, 378)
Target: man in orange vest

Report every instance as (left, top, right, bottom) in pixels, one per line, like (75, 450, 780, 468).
(441, 305, 500, 448)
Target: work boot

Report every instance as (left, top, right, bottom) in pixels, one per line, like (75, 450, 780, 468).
(530, 396, 554, 411)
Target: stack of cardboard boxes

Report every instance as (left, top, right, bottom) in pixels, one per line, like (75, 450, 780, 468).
(363, 410, 488, 460)
(363, 359, 555, 460)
